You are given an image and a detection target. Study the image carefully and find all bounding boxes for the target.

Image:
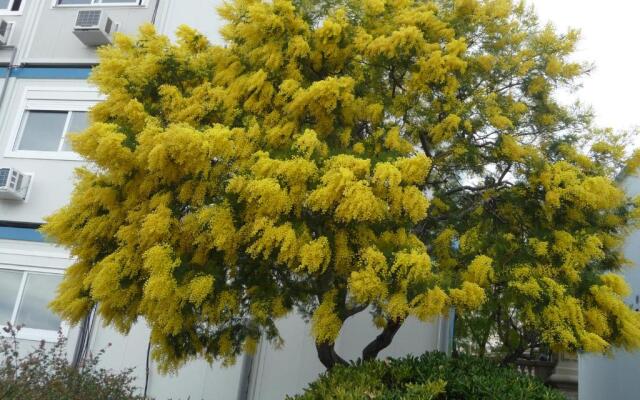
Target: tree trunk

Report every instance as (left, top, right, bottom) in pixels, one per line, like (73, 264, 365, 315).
(361, 319, 403, 361)
(315, 341, 348, 370)
(500, 345, 525, 366)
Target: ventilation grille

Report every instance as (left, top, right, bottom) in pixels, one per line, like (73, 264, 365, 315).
(0, 168, 9, 187)
(75, 10, 101, 27)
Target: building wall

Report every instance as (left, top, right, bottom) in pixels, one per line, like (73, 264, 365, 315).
(248, 314, 449, 400)
(86, 317, 245, 400)
(0, 1, 37, 64)
(0, 237, 81, 356)
(0, 79, 97, 223)
(579, 175, 640, 400)
(155, 0, 223, 44)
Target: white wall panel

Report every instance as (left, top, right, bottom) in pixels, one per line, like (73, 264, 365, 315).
(88, 318, 244, 400)
(156, 0, 223, 44)
(247, 313, 446, 400)
(0, 79, 93, 223)
(21, 1, 158, 65)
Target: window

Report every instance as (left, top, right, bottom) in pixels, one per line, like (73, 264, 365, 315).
(57, 0, 142, 5)
(0, 269, 64, 342)
(13, 110, 88, 153)
(5, 87, 102, 160)
(0, 0, 22, 11)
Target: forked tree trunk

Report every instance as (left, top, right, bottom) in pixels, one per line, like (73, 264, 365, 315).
(316, 313, 404, 370)
(315, 319, 404, 370)
(361, 319, 403, 361)
(315, 341, 348, 370)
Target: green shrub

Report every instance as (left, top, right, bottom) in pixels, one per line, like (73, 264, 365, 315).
(289, 352, 565, 400)
(1, 323, 146, 400)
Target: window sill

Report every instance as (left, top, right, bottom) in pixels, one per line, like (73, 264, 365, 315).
(4, 150, 83, 161)
(53, 3, 146, 9)
(1, 326, 67, 343)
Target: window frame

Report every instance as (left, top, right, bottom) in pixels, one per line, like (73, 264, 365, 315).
(0, 265, 68, 343)
(13, 109, 88, 154)
(4, 87, 102, 161)
(53, 0, 146, 7)
(0, 0, 25, 15)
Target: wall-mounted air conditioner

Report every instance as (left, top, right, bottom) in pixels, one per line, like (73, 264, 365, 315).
(0, 19, 13, 46)
(72, 10, 117, 47)
(0, 167, 30, 200)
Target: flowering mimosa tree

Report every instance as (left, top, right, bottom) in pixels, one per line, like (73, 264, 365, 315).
(44, 0, 640, 370)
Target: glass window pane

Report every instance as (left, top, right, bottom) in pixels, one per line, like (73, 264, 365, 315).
(100, 0, 139, 3)
(11, 0, 21, 11)
(58, 0, 92, 4)
(61, 111, 88, 151)
(0, 269, 22, 326)
(15, 273, 63, 331)
(0, 0, 10, 9)
(16, 111, 68, 151)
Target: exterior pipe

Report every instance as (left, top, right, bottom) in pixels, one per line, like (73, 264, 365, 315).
(143, 338, 152, 398)
(151, 0, 161, 25)
(71, 305, 96, 368)
(0, 45, 17, 116)
(236, 353, 255, 400)
(71, 314, 91, 368)
(448, 308, 455, 356)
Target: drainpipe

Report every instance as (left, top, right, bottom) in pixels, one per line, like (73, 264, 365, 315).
(143, 337, 152, 398)
(236, 353, 255, 400)
(0, 45, 17, 112)
(71, 305, 97, 368)
(71, 314, 91, 368)
(448, 308, 456, 357)
(151, 0, 161, 25)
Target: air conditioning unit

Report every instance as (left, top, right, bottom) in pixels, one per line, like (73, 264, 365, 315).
(0, 168, 30, 200)
(0, 19, 13, 46)
(72, 10, 117, 47)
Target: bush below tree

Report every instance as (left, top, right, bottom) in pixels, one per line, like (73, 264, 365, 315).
(0, 324, 145, 400)
(289, 352, 565, 400)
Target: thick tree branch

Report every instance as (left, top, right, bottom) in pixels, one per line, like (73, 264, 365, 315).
(316, 341, 348, 370)
(361, 319, 403, 361)
(443, 182, 505, 196)
(342, 303, 368, 319)
(419, 132, 432, 158)
(497, 162, 512, 185)
(314, 289, 368, 369)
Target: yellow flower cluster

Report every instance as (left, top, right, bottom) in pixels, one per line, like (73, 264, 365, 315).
(463, 255, 494, 287)
(312, 291, 343, 344)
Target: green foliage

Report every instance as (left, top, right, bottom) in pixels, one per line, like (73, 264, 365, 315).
(1, 324, 145, 400)
(289, 352, 565, 400)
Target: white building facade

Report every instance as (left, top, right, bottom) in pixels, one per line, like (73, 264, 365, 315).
(0, 1, 449, 399)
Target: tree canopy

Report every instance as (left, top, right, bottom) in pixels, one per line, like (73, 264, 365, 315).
(44, 0, 640, 370)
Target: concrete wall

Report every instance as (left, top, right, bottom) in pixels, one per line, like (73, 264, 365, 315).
(0, 79, 97, 223)
(248, 313, 449, 400)
(19, 1, 158, 65)
(87, 318, 244, 400)
(0, 0, 35, 65)
(0, 237, 81, 357)
(156, 0, 223, 43)
(579, 175, 640, 400)
(0, 0, 224, 66)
